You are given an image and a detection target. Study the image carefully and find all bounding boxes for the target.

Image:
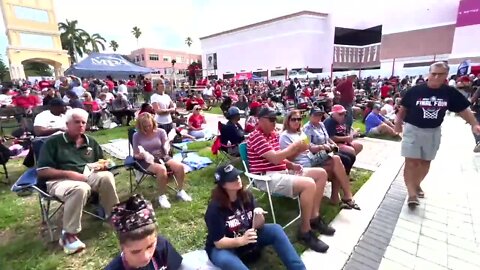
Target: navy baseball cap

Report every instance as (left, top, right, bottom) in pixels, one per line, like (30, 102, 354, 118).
(49, 98, 67, 107)
(227, 106, 240, 118)
(214, 164, 242, 184)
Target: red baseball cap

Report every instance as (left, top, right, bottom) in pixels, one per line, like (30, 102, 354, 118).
(331, 104, 347, 114)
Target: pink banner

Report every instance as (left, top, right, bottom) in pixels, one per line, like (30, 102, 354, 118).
(456, 0, 480, 27)
(235, 72, 252, 80)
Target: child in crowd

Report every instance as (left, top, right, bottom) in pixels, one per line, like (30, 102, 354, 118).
(105, 194, 183, 270)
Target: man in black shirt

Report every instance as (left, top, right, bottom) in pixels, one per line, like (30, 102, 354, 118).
(395, 62, 480, 208)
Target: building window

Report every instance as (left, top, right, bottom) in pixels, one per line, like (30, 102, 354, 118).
(141, 54, 145, 61)
(135, 55, 140, 62)
(176, 56, 182, 63)
(149, 54, 159, 61)
(14, 6, 49, 23)
(19, 33, 54, 49)
(163, 56, 170, 62)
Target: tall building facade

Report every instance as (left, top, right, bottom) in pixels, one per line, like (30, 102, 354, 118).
(1, 0, 70, 79)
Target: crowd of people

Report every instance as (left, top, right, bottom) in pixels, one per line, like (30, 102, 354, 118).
(3, 60, 480, 270)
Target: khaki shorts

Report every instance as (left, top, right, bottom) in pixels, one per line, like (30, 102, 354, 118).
(401, 123, 441, 161)
(254, 171, 296, 198)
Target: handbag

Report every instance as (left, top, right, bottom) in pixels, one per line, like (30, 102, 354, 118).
(307, 150, 331, 167)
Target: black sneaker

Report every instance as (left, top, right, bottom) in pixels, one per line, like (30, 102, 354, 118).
(298, 230, 329, 253)
(311, 217, 336, 236)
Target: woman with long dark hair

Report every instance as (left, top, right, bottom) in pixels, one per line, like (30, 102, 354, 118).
(204, 165, 305, 270)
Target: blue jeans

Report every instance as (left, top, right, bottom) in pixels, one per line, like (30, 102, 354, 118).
(340, 103, 354, 132)
(209, 224, 306, 270)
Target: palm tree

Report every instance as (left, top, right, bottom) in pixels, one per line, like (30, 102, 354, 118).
(185, 37, 193, 48)
(85, 33, 106, 53)
(132, 26, 142, 47)
(58, 19, 89, 64)
(109, 40, 119, 52)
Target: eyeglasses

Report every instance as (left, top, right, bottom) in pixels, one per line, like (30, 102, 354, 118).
(195, 108, 202, 111)
(290, 117, 302, 122)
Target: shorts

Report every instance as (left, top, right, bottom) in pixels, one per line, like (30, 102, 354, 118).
(138, 155, 172, 171)
(254, 171, 296, 198)
(401, 123, 441, 161)
(158, 122, 173, 135)
(368, 126, 381, 135)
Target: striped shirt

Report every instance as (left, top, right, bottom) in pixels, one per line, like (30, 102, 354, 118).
(247, 129, 287, 174)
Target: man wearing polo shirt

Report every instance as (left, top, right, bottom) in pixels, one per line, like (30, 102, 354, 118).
(33, 98, 67, 137)
(37, 108, 119, 254)
(247, 107, 335, 253)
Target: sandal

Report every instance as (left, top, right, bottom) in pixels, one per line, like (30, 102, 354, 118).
(407, 196, 420, 208)
(340, 199, 361, 210)
(417, 187, 425, 198)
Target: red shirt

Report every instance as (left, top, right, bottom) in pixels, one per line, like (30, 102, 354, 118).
(38, 80, 51, 89)
(214, 86, 222, 98)
(336, 79, 354, 105)
(247, 129, 287, 174)
(143, 80, 153, 93)
(195, 97, 205, 107)
(127, 80, 136, 87)
(13, 95, 40, 109)
(188, 114, 205, 129)
(106, 80, 115, 91)
(380, 85, 390, 98)
(83, 101, 100, 111)
(303, 87, 312, 98)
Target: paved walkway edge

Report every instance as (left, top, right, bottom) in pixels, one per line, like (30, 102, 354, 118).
(302, 151, 404, 270)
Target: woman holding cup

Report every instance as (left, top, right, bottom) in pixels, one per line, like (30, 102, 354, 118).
(204, 164, 306, 270)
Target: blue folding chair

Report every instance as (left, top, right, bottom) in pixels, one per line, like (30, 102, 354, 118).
(238, 142, 301, 229)
(11, 138, 105, 242)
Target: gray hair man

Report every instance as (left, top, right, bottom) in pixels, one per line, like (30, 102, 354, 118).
(37, 108, 119, 254)
(395, 62, 480, 207)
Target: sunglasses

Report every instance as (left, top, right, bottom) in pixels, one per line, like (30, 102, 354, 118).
(290, 117, 302, 122)
(195, 108, 202, 110)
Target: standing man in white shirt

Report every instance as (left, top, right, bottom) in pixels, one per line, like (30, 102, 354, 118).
(150, 79, 176, 135)
(117, 80, 128, 96)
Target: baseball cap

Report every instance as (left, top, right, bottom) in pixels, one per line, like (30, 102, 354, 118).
(331, 104, 347, 114)
(373, 103, 382, 110)
(257, 107, 281, 118)
(227, 106, 240, 118)
(214, 164, 243, 184)
(49, 98, 67, 107)
(66, 90, 78, 98)
(310, 106, 325, 115)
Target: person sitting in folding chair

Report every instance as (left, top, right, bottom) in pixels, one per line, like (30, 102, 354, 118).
(132, 113, 192, 209)
(246, 107, 334, 253)
(36, 108, 120, 255)
(205, 165, 305, 270)
(220, 107, 245, 157)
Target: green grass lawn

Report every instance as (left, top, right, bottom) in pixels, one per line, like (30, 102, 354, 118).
(0, 126, 372, 270)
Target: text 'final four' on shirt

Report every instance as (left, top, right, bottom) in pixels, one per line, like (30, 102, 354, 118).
(400, 83, 471, 129)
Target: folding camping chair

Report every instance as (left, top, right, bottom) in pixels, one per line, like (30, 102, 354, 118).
(10, 139, 106, 242)
(211, 121, 240, 165)
(238, 142, 301, 229)
(125, 128, 191, 193)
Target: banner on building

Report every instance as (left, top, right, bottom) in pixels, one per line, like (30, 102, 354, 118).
(456, 0, 480, 27)
(206, 53, 217, 70)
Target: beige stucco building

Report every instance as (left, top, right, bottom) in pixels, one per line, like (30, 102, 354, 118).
(1, 0, 70, 79)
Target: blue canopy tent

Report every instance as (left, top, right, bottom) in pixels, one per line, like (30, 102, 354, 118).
(65, 53, 153, 78)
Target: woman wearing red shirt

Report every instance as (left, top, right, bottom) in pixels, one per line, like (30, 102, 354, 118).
(188, 105, 206, 139)
(12, 89, 40, 112)
(83, 92, 101, 129)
